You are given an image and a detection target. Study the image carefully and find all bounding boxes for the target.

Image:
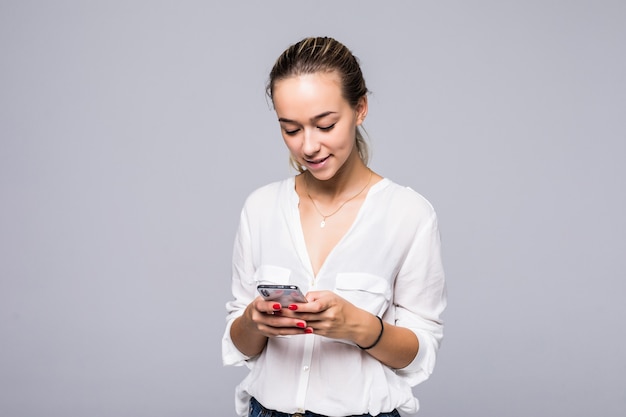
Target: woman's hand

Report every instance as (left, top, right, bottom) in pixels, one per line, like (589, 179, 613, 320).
(243, 296, 313, 338)
(290, 290, 372, 345)
(231, 296, 313, 357)
(292, 291, 419, 368)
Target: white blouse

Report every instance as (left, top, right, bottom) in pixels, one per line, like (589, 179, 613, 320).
(222, 177, 446, 416)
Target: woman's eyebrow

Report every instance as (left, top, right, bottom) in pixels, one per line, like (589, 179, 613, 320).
(278, 111, 337, 124)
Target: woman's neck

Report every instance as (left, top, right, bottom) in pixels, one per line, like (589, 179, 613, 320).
(302, 154, 371, 202)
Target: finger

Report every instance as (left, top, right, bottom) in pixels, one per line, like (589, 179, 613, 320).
(266, 309, 283, 316)
(261, 302, 282, 315)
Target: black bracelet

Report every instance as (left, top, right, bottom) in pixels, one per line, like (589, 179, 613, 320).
(356, 315, 384, 350)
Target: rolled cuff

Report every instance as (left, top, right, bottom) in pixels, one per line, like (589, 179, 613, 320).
(222, 316, 252, 367)
(394, 329, 441, 386)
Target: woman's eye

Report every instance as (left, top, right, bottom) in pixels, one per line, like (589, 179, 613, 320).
(318, 123, 336, 131)
(284, 128, 300, 136)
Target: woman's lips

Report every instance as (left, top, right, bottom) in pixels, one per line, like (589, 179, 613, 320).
(305, 155, 330, 167)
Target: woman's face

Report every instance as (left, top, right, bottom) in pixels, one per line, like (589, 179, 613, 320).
(272, 71, 367, 181)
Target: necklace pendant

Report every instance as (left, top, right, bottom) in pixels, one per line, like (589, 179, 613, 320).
(320, 220, 326, 228)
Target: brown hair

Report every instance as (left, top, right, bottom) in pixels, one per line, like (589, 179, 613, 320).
(267, 37, 370, 172)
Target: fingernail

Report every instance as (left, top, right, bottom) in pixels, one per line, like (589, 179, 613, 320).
(273, 303, 281, 310)
(288, 304, 298, 311)
(296, 322, 306, 328)
(305, 328, 313, 334)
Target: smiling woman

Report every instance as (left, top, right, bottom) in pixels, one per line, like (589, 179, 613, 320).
(268, 37, 370, 173)
(222, 36, 447, 417)
(273, 71, 367, 181)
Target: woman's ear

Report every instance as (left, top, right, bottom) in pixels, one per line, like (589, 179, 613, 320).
(355, 95, 368, 126)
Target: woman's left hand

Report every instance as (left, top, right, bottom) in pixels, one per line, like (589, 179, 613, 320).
(291, 290, 420, 368)
(290, 290, 371, 344)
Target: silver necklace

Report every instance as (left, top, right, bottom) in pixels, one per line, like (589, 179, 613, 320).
(305, 170, 373, 228)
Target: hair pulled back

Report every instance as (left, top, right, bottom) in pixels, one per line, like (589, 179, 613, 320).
(267, 37, 370, 172)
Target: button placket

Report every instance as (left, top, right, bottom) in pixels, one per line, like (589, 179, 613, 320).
(294, 334, 315, 413)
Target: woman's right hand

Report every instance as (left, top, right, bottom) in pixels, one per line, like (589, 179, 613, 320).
(230, 297, 310, 357)
(244, 296, 311, 337)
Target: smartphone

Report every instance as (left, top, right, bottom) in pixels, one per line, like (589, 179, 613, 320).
(257, 284, 308, 307)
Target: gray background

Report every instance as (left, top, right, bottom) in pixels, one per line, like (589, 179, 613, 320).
(1, 1, 624, 416)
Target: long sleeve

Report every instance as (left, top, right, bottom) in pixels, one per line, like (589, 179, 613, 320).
(391, 208, 447, 385)
(222, 205, 255, 367)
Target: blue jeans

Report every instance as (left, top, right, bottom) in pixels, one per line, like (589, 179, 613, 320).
(249, 397, 401, 417)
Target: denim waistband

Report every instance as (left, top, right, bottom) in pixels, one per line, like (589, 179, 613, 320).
(249, 397, 400, 417)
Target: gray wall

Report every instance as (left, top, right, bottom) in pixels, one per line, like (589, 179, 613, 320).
(1, 1, 624, 416)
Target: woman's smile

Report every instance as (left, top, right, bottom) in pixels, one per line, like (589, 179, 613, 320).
(304, 155, 330, 169)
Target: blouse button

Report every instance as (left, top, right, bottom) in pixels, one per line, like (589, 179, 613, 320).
(303, 365, 309, 372)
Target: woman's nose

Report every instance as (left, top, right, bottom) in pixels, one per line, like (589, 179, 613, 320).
(302, 129, 321, 156)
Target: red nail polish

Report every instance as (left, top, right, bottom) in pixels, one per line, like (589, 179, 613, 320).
(288, 304, 298, 311)
(296, 322, 305, 328)
(273, 303, 281, 310)
(305, 328, 313, 334)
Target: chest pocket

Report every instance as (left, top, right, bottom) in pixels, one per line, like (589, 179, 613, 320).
(253, 265, 292, 286)
(334, 273, 391, 316)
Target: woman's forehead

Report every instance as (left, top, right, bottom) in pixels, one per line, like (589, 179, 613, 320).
(272, 72, 345, 116)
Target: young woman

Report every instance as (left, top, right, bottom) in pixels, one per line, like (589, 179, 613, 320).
(222, 37, 446, 417)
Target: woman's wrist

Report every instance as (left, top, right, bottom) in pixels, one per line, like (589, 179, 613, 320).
(354, 313, 384, 350)
(356, 315, 384, 350)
